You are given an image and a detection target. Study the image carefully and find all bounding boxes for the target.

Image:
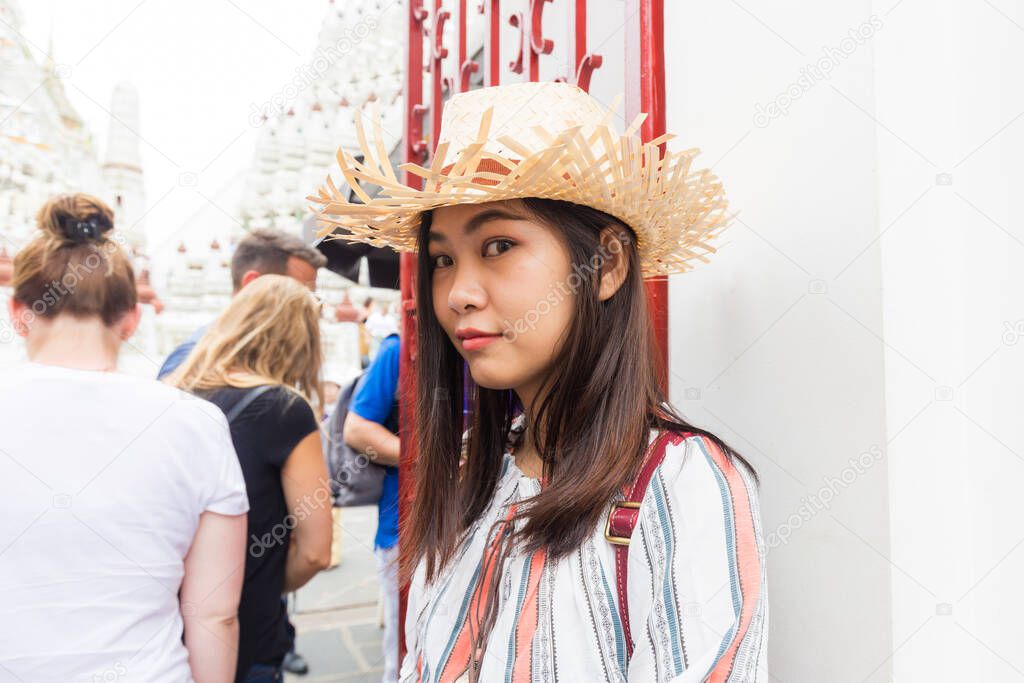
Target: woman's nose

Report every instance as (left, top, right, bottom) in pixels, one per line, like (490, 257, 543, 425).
(447, 266, 488, 313)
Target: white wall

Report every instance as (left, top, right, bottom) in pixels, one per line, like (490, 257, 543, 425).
(664, 1, 893, 680)
(875, 0, 1024, 679)
(662, 0, 1024, 679)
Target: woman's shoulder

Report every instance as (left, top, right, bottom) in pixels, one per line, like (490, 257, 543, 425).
(643, 429, 759, 503)
(245, 385, 317, 423)
(13, 363, 228, 431)
(202, 384, 317, 432)
(249, 383, 305, 405)
(206, 383, 302, 409)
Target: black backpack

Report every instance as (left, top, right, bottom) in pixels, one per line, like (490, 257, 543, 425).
(324, 372, 399, 506)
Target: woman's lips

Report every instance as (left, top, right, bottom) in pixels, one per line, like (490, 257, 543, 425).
(461, 334, 501, 351)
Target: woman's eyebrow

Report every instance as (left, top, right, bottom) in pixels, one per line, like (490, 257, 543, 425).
(427, 209, 524, 244)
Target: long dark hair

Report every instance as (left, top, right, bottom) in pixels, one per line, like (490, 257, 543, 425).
(403, 197, 756, 586)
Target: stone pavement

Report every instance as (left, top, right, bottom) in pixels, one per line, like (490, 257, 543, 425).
(286, 505, 387, 683)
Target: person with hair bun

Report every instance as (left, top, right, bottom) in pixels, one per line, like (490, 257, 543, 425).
(0, 193, 251, 682)
(11, 192, 136, 333)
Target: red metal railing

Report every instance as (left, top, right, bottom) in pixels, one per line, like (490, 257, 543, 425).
(397, 0, 667, 659)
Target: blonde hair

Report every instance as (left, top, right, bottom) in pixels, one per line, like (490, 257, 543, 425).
(13, 193, 136, 326)
(171, 274, 323, 415)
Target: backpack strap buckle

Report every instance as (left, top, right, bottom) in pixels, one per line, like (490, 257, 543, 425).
(605, 501, 642, 545)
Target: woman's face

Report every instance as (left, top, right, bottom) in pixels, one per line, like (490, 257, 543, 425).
(428, 201, 576, 400)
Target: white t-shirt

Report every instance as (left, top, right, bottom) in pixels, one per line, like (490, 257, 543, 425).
(0, 362, 249, 683)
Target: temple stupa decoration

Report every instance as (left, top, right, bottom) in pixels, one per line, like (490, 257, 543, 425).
(102, 82, 148, 255)
(334, 291, 361, 323)
(155, 0, 406, 386)
(0, 0, 100, 249)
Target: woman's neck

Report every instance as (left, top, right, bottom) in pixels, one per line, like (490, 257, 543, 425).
(514, 450, 544, 480)
(512, 385, 546, 479)
(27, 317, 121, 372)
(512, 424, 545, 479)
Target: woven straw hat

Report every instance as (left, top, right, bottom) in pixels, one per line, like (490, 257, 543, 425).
(307, 81, 732, 277)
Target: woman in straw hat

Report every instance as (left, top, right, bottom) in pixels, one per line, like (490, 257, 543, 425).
(310, 81, 768, 682)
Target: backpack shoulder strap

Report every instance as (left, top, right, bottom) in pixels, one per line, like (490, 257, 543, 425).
(224, 385, 276, 425)
(329, 373, 365, 439)
(608, 429, 693, 659)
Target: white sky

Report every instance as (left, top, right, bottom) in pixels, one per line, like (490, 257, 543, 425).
(18, 0, 332, 258)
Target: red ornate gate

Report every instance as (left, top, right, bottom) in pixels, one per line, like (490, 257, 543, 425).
(397, 0, 667, 658)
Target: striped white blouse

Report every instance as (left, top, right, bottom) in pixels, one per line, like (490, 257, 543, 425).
(400, 415, 769, 682)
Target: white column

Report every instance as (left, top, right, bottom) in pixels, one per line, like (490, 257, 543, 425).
(875, 0, 1024, 678)
(664, 1, 892, 679)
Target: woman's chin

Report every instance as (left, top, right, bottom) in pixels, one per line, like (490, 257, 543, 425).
(465, 364, 519, 392)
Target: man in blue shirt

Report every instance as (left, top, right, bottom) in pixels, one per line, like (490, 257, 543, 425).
(344, 331, 400, 683)
(157, 229, 325, 380)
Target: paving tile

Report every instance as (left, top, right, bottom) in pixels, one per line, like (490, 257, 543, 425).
(284, 505, 386, 681)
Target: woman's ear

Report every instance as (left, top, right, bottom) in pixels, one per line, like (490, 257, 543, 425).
(597, 226, 630, 302)
(116, 304, 143, 341)
(7, 298, 29, 338)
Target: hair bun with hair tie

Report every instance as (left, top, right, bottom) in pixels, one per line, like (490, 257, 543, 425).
(63, 215, 106, 242)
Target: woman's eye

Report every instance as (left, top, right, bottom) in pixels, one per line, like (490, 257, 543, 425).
(483, 239, 514, 257)
(431, 254, 453, 269)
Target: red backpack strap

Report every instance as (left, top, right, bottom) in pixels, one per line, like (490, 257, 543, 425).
(607, 429, 692, 659)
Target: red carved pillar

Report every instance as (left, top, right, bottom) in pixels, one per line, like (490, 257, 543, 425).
(397, 0, 427, 662)
(626, 0, 669, 392)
